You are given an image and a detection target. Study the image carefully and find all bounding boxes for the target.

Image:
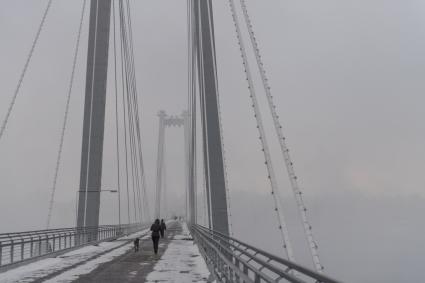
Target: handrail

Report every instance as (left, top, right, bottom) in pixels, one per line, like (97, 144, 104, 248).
(197, 227, 303, 283)
(194, 227, 255, 283)
(196, 225, 337, 282)
(193, 226, 303, 283)
(0, 223, 148, 269)
(191, 224, 342, 283)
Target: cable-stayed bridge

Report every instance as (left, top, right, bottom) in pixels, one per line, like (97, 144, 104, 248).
(0, 1, 343, 282)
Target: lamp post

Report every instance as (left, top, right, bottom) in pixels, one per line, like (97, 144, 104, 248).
(75, 189, 119, 228)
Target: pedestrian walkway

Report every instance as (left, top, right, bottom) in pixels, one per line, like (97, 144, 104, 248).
(0, 221, 212, 283)
(145, 222, 211, 283)
(71, 221, 211, 283)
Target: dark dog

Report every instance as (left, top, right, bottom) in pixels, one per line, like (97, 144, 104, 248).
(134, 238, 140, 252)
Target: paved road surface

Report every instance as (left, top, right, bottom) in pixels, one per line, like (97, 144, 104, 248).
(72, 221, 180, 283)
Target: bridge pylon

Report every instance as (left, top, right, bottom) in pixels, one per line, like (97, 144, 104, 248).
(76, 0, 112, 232)
(190, 0, 230, 235)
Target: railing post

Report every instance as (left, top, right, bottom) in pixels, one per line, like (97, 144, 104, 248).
(20, 238, 24, 260)
(10, 239, 14, 263)
(0, 241, 2, 266)
(214, 250, 219, 272)
(76, 229, 80, 246)
(234, 258, 240, 283)
(38, 236, 42, 256)
(30, 236, 34, 258)
(46, 235, 50, 253)
(52, 235, 56, 252)
(243, 263, 248, 277)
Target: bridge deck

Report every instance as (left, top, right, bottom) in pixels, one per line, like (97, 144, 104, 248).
(0, 221, 211, 283)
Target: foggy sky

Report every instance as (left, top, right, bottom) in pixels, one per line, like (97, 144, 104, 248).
(1, 1, 425, 282)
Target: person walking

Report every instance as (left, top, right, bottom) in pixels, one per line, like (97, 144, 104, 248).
(160, 219, 167, 238)
(150, 219, 161, 255)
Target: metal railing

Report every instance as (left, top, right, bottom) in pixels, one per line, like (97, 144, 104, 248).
(191, 225, 342, 283)
(0, 223, 146, 269)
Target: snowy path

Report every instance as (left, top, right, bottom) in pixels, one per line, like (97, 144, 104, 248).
(145, 222, 212, 283)
(0, 228, 150, 283)
(0, 221, 212, 282)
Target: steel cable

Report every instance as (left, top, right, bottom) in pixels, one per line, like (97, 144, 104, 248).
(46, 0, 87, 229)
(112, 0, 122, 228)
(227, 0, 296, 262)
(0, 0, 53, 142)
(239, 0, 323, 272)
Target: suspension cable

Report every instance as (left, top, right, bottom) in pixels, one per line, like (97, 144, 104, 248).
(46, 0, 86, 229)
(187, 0, 198, 225)
(119, 1, 137, 223)
(112, 0, 122, 228)
(227, 0, 296, 262)
(117, 1, 131, 225)
(121, 0, 145, 223)
(239, 0, 323, 272)
(0, 0, 53, 142)
(188, 0, 194, 224)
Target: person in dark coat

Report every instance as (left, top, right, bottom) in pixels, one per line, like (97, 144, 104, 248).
(151, 219, 161, 254)
(133, 237, 140, 252)
(160, 219, 167, 238)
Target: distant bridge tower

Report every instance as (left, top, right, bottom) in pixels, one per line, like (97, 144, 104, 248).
(77, 0, 112, 229)
(155, 111, 193, 220)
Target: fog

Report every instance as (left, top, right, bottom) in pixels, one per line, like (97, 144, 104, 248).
(1, 1, 425, 282)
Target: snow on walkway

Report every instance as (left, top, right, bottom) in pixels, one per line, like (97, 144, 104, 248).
(0, 228, 150, 283)
(145, 222, 211, 283)
(43, 242, 135, 283)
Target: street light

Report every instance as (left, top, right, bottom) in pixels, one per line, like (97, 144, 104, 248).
(75, 189, 119, 227)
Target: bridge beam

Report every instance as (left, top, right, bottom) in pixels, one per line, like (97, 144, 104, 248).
(77, 0, 112, 229)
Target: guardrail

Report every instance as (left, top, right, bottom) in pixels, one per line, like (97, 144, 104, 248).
(191, 225, 342, 283)
(0, 223, 146, 269)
